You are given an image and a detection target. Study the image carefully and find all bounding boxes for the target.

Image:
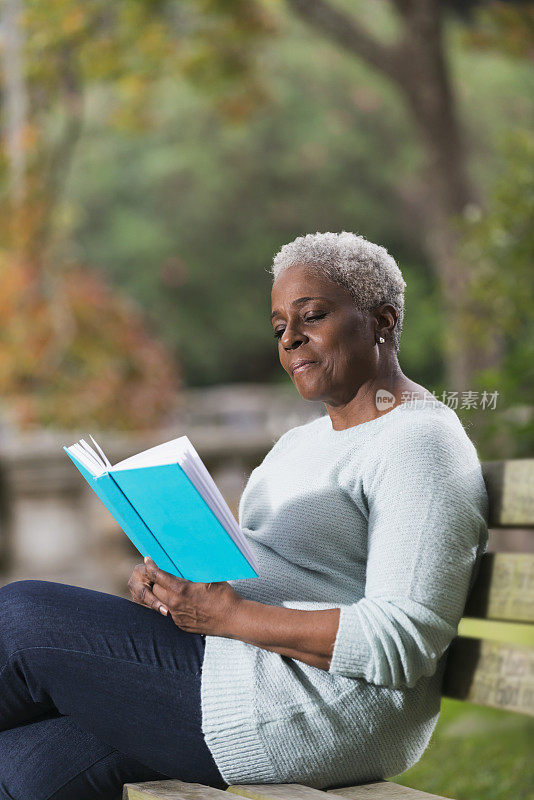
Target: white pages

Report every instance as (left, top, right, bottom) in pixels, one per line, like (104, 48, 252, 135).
(64, 434, 259, 573)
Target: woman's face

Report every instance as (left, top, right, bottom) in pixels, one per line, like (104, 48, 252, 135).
(271, 263, 379, 405)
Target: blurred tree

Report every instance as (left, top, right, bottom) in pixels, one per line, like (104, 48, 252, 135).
(1, 0, 532, 423)
(66, 65, 439, 388)
(64, 0, 531, 391)
(461, 0, 534, 57)
(0, 0, 271, 429)
(0, 259, 179, 429)
(457, 128, 534, 458)
(282, 0, 533, 393)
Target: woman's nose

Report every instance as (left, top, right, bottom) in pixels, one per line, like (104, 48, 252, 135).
(280, 323, 307, 350)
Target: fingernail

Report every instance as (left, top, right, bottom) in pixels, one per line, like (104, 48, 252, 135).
(159, 606, 168, 615)
(144, 556, 149, 564)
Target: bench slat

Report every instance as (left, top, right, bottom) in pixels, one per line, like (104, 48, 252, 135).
(463, 552, 534, 623)
(442, 636, 534, 715)
(227, 786, 327, 800)
(482, 460, 534, 527)
(328, 782, 451, 799)
(123, 785, 452, 800)
(123, 781, 230, 800)
(228, 785, 448, 800)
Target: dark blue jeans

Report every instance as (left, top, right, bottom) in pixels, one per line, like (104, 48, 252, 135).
(0, 579, 227, 800)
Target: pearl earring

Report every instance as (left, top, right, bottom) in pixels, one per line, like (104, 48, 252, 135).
(379, 336, 385, 343)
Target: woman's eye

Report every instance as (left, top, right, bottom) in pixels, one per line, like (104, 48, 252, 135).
(273, 313, 326, 340)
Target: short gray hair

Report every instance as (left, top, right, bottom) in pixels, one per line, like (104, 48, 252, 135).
(270, 231, 407, 352)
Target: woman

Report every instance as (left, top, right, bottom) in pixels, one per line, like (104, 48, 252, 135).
(0, 231, 489, 799)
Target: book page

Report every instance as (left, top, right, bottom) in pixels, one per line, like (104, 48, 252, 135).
(79, 439, 108, 470)
(89, 434, 113, 469)
(111, 437, 190, 472)
(67, 443, 101, 475)
(179, 445, 259, 570)
(182, 441, 259, 569)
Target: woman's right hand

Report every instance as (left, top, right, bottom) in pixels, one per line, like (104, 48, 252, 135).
(127, 562, 169, 616)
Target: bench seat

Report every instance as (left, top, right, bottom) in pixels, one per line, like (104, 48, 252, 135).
(122, 780, 452, 799)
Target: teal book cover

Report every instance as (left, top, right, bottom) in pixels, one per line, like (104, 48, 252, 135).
(64, 445, 259, 582)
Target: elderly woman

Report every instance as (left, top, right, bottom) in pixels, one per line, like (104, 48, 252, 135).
(0, 232, 488, 799)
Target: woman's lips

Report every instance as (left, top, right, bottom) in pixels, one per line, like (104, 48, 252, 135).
(291, 360, 317, 375)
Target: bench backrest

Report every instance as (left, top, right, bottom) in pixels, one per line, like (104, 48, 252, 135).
(441, 460, 534, 716)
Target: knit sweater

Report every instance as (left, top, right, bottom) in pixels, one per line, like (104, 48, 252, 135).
(200, 398, 489, 788)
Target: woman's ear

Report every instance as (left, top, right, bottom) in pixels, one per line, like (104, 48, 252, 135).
(373, 304, 398, 341)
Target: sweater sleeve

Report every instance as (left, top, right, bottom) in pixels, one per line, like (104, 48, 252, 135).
(328, 417, 489, 689)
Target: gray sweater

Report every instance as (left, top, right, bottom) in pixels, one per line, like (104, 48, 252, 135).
(200, 399, 489, 788)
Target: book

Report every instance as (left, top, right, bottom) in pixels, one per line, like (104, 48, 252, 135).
(63, 434, 260, 582)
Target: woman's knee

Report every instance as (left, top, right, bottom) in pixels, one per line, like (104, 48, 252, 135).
(1, 579, 54, 600)
(0, 579, 54, 620)
(0, 580, 61, 655)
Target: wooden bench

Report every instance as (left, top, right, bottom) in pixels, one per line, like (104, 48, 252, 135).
(123, 459, 534, 800)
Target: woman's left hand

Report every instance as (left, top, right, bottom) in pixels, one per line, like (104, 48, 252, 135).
(143, 556, 244, 638)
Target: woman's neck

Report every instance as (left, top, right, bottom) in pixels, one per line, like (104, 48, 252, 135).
(324, 371, 431, 431)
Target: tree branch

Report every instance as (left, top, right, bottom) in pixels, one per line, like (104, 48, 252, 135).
(286, 0, 404, 84)
(32, 46, 85, 260)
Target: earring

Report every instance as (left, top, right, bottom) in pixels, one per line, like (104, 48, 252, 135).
(379, 336, 385, 343)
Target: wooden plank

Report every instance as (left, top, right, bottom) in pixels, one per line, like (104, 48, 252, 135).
(457, 618, 534, 648)
(123, 781, 230, 800)
(121, 783, 450, 800)
(442, 636, 534, 715)
(482, 460, 534, 527)
(328, 781, 452, 799)
(464, 553, 534, 623)
(227, 784, 449, 800)
(122, 783, 451, 800)
(226, 786, 327, 800)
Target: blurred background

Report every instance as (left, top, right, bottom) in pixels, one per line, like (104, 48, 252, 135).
(0, 1, 533, 796)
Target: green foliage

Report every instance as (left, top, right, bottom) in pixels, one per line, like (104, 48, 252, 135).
(21, 0, 271, 130)
(62, 2, 533, 397)
(461, 1, 534, 60)
(457, 129, 534, 457)
(391, 697, 534, 800)
(1, 0, 274, 429)
(64, 25, 434, 387)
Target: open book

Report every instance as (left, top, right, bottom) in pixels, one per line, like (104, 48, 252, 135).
(63, 434, 260, 582)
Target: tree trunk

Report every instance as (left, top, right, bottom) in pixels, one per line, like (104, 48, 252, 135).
(0, 0, 28, 211)
(287, 0, 503, 393)
(395, 1, 501, 392)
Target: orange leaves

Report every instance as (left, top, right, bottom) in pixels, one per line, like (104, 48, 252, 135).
(0, 253, 181, 430)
